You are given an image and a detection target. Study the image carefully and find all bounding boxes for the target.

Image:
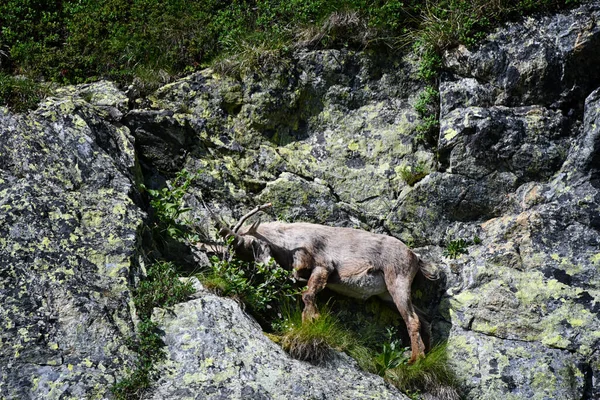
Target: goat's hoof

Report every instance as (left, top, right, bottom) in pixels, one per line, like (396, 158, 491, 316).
(302, 312, 320, 323)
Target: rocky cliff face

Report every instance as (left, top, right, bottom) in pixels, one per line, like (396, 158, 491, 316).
(1, 4, 599, 399)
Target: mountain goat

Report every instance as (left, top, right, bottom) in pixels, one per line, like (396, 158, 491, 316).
(216, 204, 438, 363)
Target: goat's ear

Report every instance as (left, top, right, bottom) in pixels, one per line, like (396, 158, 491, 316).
(248, 219, 261, 234)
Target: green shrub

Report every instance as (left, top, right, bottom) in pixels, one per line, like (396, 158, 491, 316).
(201, 256, 299, 320)
(133, 261, 195, 319)
(112, 261, 194, 399)
(142, 169, 199, 242)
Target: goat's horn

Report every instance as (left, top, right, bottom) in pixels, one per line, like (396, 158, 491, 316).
(233, 203, 272, 233)
(248, 219, 261, 233)
(199, 195, 230, 232)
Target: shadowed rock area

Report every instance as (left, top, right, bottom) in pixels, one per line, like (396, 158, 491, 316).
(1, 3, 600, 399)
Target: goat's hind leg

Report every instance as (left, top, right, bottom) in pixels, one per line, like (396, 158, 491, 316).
(302, 266, 330, 322)
(385, 276, 426, 363)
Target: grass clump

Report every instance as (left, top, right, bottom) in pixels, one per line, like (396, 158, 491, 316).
(0, 74, 50, 112)
(399, 162, 429, 186)
(384, 343, 461, 400)
(274, 306, 370, 365)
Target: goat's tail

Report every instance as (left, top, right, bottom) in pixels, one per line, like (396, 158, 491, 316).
(418, 258, 440, 281)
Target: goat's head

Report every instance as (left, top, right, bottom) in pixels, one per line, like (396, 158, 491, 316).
(214, 203, 273, 263)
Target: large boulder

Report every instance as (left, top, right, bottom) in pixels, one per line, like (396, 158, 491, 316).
(0, 82, 144, 399)
(150, 280, 408, 400)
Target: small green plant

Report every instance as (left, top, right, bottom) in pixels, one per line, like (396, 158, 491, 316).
(414, 85, 439, 115)
(134, 261, 195, 319)
(399, 162, 429, 186)
(413, 83, 440, 141)
(111, 320, 165, 400)
(375, 328, 410, 376)
(384, 343, 461, 400)
(201, 256, 299, 319)
(142, 169, 198, 241)
(443, 238, 469, 259)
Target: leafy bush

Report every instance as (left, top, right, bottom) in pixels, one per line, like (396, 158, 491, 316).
(133, 261, 195, 319)
(112, 320, 165, 400)
(142, 169, 199, 242)
(112, 260, 194, 399)
(201, 256, 299, 320)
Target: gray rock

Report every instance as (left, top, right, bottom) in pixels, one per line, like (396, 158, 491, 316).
(442, 3, 600, 110)
(150, 281, 408, 400)
(0, 82, 143, 399)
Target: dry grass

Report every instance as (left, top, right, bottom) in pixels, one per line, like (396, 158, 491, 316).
(295, 10, 376, 50)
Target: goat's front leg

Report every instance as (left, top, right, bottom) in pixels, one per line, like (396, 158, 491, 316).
(302, 266, 330, 322)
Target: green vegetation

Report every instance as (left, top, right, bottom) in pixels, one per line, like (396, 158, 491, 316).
(444, 238, 469, 259)
(133, 261, 195, 320)
(414, 85, 440, 141)
(273, 306, 374, 366)
(444, 235, 482, 258)
(113, 171, 198, 399)
(375, 328, 410, 375)
(142, 169, 199, 242)
(0, 74, 49, 112)
(0, 0, 581, 110)
(272, 306, 460, 398)
(384, 344, 460, 400)
(399, 162, 429, 186)
(200, 256, 299, 321)
(112, 261, 195, 400)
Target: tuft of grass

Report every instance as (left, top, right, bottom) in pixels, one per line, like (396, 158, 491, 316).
(0, 74, 50, 112)
(212, 38, 291, 78)
(384, 343, 461, 400)
(295, 10, 376, 50)
(399, 162, 429, 186)
(275, 306, 369, 365)
(133, 261, 195, 320)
